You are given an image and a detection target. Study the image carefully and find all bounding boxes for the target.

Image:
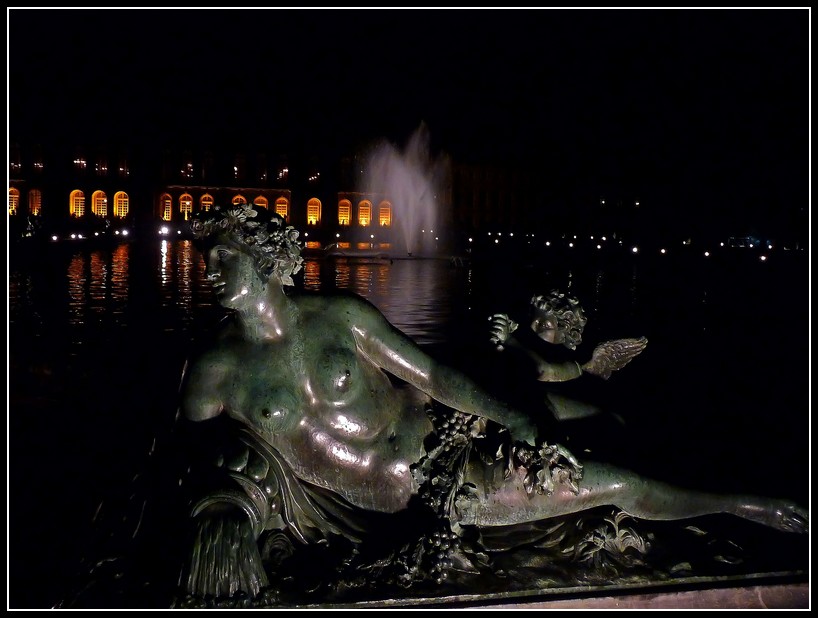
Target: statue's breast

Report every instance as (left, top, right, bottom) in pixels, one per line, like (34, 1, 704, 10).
(311, 345, 362, 399)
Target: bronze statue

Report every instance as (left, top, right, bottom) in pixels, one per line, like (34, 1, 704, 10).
(165, 205, 806, 606)
(488, 290, 647, 422)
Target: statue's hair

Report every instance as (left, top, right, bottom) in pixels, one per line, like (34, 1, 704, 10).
(191, 204, 304, 286)
(530, 290, 587, 350)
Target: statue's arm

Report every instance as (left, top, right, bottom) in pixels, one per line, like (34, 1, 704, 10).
(179, 354, 227, 422)
(535, 359, 584, 382)
(353, 308, 538, 443)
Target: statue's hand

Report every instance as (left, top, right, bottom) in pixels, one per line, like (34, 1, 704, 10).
(582, 337, 648, 380)
(503, 415, 538, 446)
(489, 314, 518, 350)
(741, 499, 809, 534)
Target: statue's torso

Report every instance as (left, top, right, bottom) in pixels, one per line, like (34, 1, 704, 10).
(210, 303, 433, 513)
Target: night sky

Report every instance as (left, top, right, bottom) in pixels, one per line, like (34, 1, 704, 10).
(8, 8, 809, 235)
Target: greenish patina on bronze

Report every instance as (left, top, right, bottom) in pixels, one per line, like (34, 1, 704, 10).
(166, 205, 806, 607)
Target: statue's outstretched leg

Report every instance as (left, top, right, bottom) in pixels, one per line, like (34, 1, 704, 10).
(455, 459, 808, 534)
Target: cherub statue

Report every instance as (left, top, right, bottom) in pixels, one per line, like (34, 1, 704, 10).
(489, 290, 648, 382)
(151, 206, 805, 605)
(488, 290, 647, 423)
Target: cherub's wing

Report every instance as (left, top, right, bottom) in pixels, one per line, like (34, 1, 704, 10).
(585, 336, 648, 379)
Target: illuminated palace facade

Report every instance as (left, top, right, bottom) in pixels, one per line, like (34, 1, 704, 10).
(8, 140, 551, 251)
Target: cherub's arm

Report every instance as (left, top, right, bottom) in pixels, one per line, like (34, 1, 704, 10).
(352, 304, 539, 444)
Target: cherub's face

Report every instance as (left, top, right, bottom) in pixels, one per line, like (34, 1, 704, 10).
(530, 309, 565, 345)
(205, 243, 262, 310)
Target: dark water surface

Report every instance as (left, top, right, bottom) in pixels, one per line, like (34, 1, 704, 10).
(8, 239, 809, 608)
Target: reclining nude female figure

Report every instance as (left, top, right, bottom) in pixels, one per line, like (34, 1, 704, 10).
(177, 205, 807, 600)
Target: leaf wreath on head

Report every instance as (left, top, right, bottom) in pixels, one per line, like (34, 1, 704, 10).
(530, 289, 588, 349)
(191, 203, 304, 286)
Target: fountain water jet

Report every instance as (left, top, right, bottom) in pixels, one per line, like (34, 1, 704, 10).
(361, 123, 450, 257)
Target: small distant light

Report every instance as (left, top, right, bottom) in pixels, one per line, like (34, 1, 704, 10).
(631, 246, 638, 253)
(487, 232, 491, 236)
(370, 234, 374, 239)
(660, 248, 666, 254)
(601, 236, 606, 241)
(160, 226, 169, 235)
(121, 230, 129, 236)
(94, 232, 99, 236)
(498, 232, 502, 236)
(177, 230, 181, 234)
(545, 241, 551, 246)
(720, 242, 724, 247)
(78, 234, 84, 239)
(304, 232, 308, 237)
(596, 244, 601, 249)
(590, 235, 594, 240)
(435, 237, 439, 241)
(568, 242, 574, 248)
(573, 235, 577, 239)
(70, 233, 77, 239)
(51, 235, 58, 241)
(635, 202, 640, 206)
(509, 232, 514, 237)
(760, 255, 767, 261)
(767, 244, 773, 249)
(468, 237, 473, 243)
(115, 230, 120, 235)
(494, 238, 499, 244)
(336, 233, 340, 238)
(704, 251, 710, 257)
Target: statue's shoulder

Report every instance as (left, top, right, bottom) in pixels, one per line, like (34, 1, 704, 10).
(187, 322, 243, 366)
(296, 288, 380, 319)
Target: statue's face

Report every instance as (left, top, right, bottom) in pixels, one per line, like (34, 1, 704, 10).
(206, 242, 263, 310)
(530, 309, 565, 345)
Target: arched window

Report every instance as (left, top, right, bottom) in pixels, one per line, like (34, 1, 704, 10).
(275, 197, 289, 220)
(113, 191, 129, 218)
(307, 198, 321, 225)
(91, 190, 108, 217)
(160, 193, 172, 221)
(180, 193, 193, 220)
(378, 201, 392, 227)
(338, 199, 351, 225)
(253, 196, 269, 210)
(200, 193, 214, 211)
(70, 190, 86, 217)
(29, 189, 42, 216)
(358, 200, 372, 226)
(8, 187, 20, 215)
(232, 194, 247, 205)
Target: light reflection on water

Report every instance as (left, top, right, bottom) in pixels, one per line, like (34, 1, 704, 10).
(5, 239, 760, 347)
(9, 239, 808, 351)
(10, 242, 474, 346)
